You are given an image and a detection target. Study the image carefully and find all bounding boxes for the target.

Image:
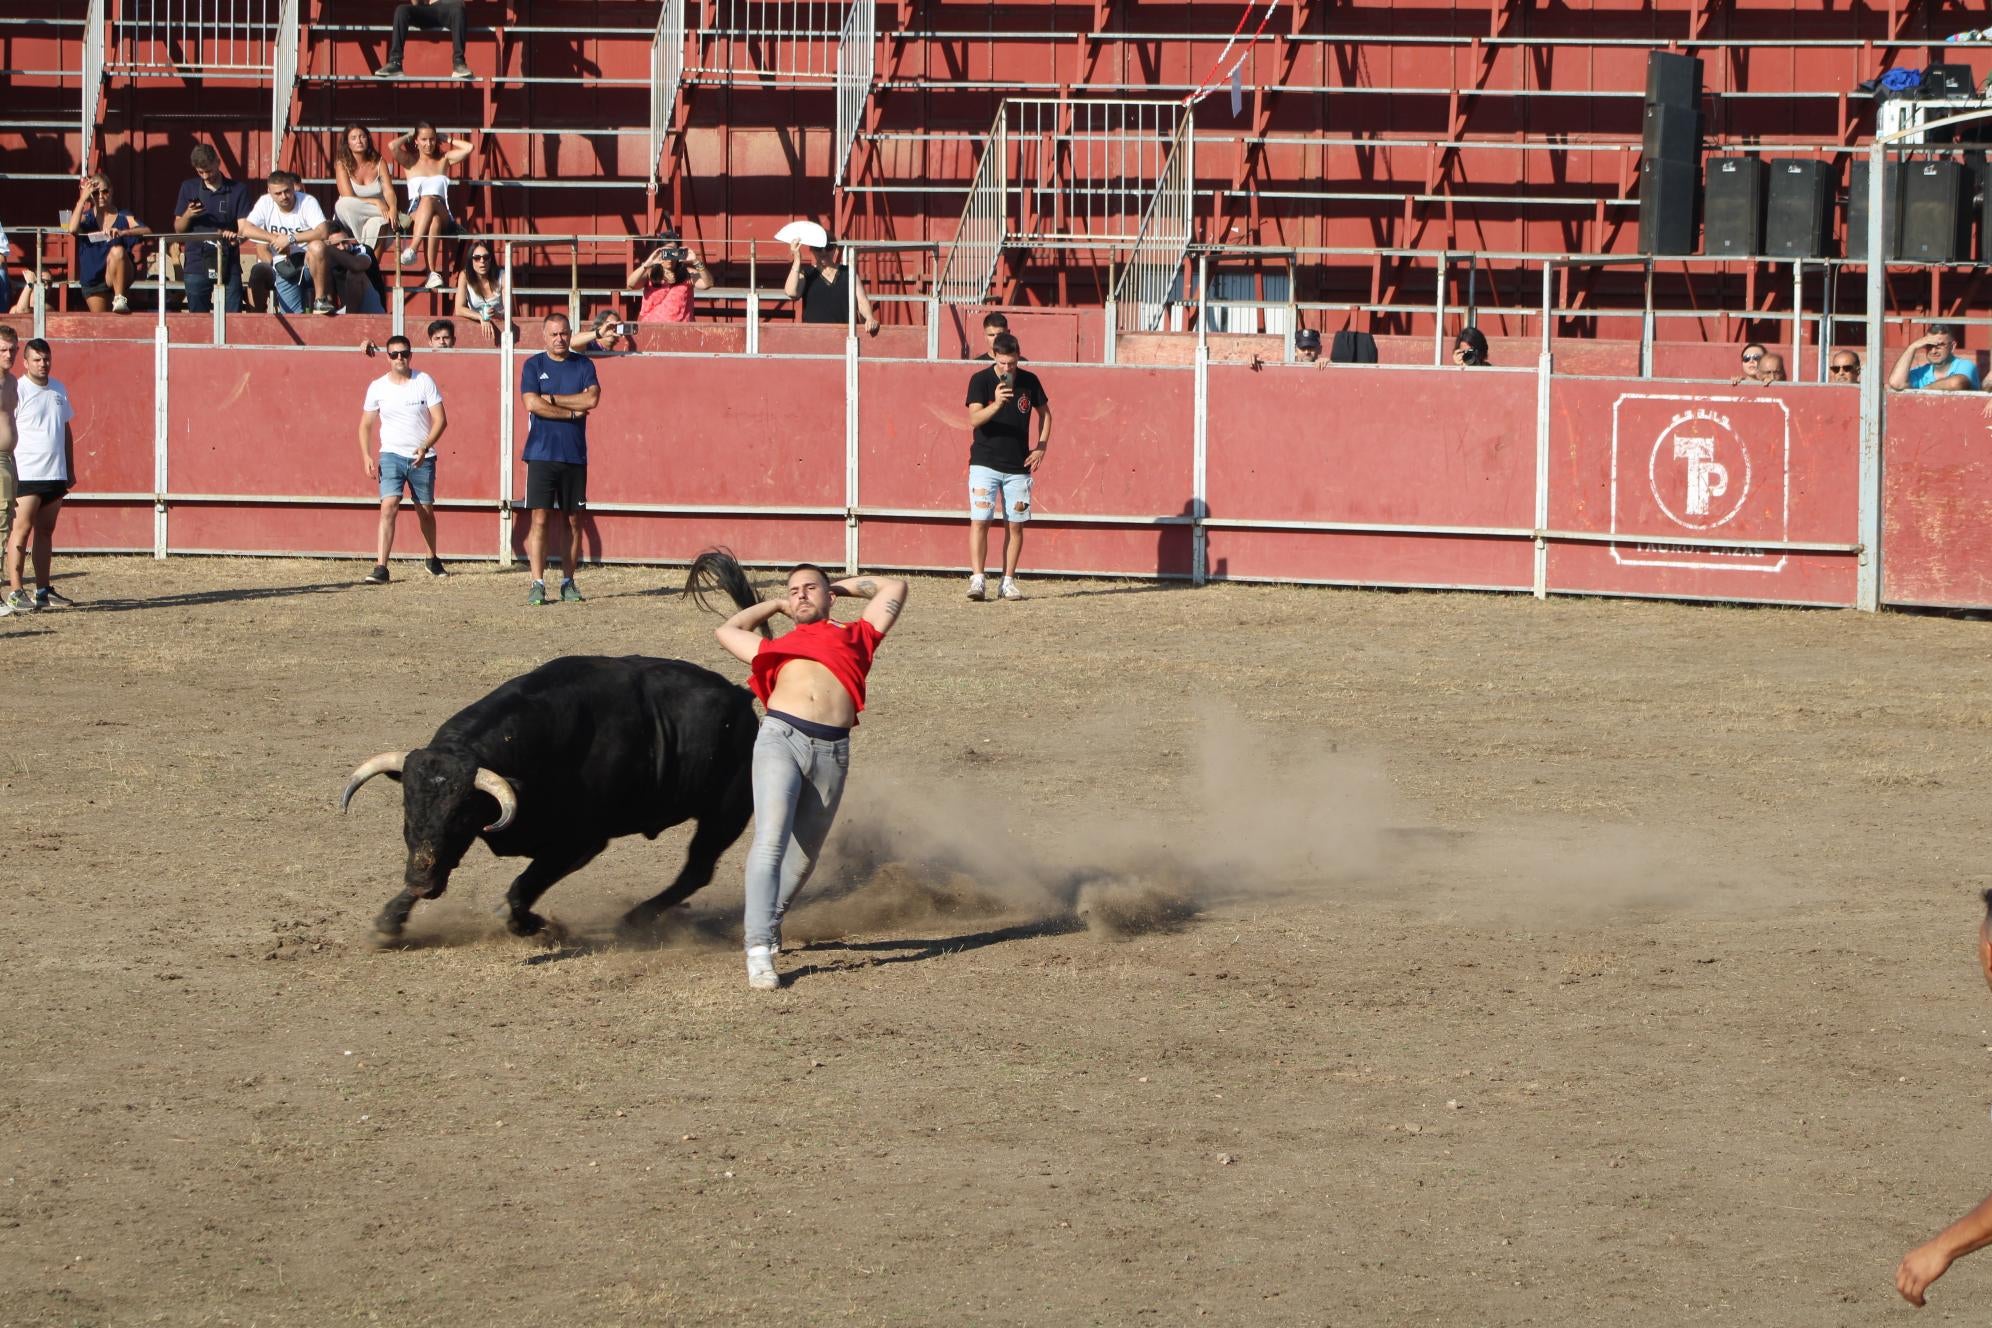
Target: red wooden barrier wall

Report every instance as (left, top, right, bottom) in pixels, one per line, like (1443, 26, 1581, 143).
(1544, 380, 1862, 606)
(1881, 394, 1992, 609)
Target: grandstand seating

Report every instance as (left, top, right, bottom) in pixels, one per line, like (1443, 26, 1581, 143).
(5, 0, 1992, 344)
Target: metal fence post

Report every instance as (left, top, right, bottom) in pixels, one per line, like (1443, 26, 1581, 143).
(845, 316, 861, 575)
(1433, 250, 1449, 365)
(1858, 137, 1886, 613)
(153, 323, 169, 559)
(499, 242, 516, 566)
(1534, 260, 1554, 599)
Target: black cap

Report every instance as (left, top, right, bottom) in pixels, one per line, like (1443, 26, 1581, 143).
(1295, 329, 1321, 349)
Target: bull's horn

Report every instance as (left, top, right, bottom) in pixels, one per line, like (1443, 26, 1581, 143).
(341, 751, 407, 813)
(473, 768, 519, 833)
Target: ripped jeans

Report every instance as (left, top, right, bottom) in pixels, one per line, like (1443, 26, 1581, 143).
(743, 715, 850, 950)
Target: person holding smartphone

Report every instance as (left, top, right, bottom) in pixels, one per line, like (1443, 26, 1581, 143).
(962, 331, 1051, 601)
(629, 231, 712, 324)
(173, 145, 253, 313)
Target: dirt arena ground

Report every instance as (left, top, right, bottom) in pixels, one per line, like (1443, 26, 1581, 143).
(4, 555, 1992, 1325)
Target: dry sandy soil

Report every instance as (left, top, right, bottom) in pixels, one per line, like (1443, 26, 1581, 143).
(3, 555, 1991, 1325)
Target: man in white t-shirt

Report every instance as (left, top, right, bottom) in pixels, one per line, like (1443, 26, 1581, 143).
(238, 170, 337, 315)
(6, 338, 76, 613)
(357, 334, 448, 583)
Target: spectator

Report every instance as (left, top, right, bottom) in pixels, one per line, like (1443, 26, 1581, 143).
(0, 327, 16, 613)
(974, 310, 1009, 360)
(391, 123, 475, 290)
(1889, 324, 1980, 392)
(6, 338, 75, 612)
(1732, 342, 1768, 386)
(1754, 352, 1787, 385)
(377, 0, 471, 80)
(1828, 351, 1861, 384)
(785, 237, 879, 334)
(361, 319, 456, 358)
(333, 125, 398, 251)
(0, 225, 11, 313)
(453, 242, 507, 341)
(358, 333, 448, 584)
(519, 312, 600, 606)
(67, 174, 149, 315)
(572, 309, 633, 354)
(628, 230, 712, 324)
(172, 145, 254, 314)
(1293, 328, 1321, 363)
(325, 221, 385, 313)
(239, 171, 339, 315)
(1450, 325, 1491, 367)
(963, 331, 1050, 602)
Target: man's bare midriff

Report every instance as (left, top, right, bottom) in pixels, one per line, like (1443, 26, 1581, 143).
(765, 657, 857, 729)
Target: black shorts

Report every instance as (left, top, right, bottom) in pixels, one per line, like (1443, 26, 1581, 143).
(78, 280, 111, 298)
(524, 461, 587, 512)
(18, 480, 70, 500)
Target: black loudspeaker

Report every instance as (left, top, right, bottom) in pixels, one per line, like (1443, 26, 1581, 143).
(1978, 157, 1992, 264)
(1642, 102, 1701, 163)
(1925, 63, 1976, 98)
(1639, 156, 1699, 254)
(1847, 160, 1903, 261)
(1645, 50, 1704, 108)
(1765, 159, 1832, 258)
(1703, 156, 1768, 256)
(1901, 160, 1971, 262)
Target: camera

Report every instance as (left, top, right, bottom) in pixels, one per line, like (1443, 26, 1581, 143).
(1458, 347, 1482, 366)
(653, 229, 689, 266)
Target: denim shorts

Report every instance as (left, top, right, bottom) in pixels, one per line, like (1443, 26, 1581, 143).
(379, 452, 436, 504)
(969, 464, 1033, 524)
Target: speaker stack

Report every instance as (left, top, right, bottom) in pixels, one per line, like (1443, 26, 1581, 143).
(1639, 51, 1703, 255)
(1846, 160, 1902, 261)
(1703, 156, 1768, 255)
(1901, 160, 1972, 262)
(1765, 158, 1832, 258)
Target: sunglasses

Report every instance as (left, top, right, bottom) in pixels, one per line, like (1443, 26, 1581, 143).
(1741, 353, 1763, 363)
(1829, 363, 1857, 374)
(471, 253, 492, 262)
(387, 350, 412, 360)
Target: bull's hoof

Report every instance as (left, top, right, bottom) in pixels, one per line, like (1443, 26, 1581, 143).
(615, 911, 665, 946)
(368, 927, 410, 950)
(504, 909, 546, 938)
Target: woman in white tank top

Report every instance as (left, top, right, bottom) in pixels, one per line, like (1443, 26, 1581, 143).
(333, 124, 398, 249)
(390, 121, 475, 291)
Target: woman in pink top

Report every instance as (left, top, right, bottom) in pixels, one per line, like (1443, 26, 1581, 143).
(627, 231, 712, 324)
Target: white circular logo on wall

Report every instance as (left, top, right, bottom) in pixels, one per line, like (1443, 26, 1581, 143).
(1648, 408, 1752, 530)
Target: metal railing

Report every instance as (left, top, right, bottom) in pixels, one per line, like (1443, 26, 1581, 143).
(832, 0, 874, 186)
(1109, 113, 1195, 336)
(935, 109, 1007, 304)
(110, 0, 281, 75)
(685, 0, 850, 86)
(271, 0, 300, 173)
(81, 0, 106, 171)
(650, 0, 686, 189)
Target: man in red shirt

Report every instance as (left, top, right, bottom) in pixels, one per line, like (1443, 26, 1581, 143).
(713, 564, 910, 989)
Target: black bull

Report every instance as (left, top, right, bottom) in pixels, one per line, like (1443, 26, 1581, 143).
(342, 655, 758, 944)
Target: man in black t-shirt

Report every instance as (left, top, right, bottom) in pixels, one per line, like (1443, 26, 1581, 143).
(784, 238, 879, 334)
(962, 331, 1051, 601)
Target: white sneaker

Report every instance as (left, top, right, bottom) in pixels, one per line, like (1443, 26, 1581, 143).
(966, 574, 986, 601)
(398, 247, 417, 266)
(111, 294, 130, 314)
(745, 946, 780, 990)
(423, 270, 445, 290)
(999, 578, 1023, 600)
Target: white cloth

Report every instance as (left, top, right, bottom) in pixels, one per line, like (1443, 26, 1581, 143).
(363, 371, 442, 459)
(245, 192, 327, 256)
(15, 376, 74, 483)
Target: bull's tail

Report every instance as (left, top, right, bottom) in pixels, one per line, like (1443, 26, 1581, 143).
(684, 547, 773, 638)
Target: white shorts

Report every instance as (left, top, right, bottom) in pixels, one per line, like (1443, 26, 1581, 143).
(969, 464, 1033, 524)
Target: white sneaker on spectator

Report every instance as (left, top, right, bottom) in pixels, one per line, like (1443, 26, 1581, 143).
(746, 946, 780, 990)
(1000, 578, 1023, 600)
(423, 271, 445, 291)
(111, 295, 130, 314)
(399, 247, 417, 266)
(966, 574, 986, 601)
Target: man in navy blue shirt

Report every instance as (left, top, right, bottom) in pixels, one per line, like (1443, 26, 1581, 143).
(172, 145, 254, 314)
(518, 311, 600, 605)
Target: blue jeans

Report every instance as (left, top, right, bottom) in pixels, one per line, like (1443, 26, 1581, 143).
(184, 247, 244, 313)
(379, 452, 436, 504)
(743, 716, 849, 950)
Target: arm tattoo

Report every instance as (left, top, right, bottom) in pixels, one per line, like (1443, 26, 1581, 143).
(853, 578, 877, 596)
(879, 598, 900, 617)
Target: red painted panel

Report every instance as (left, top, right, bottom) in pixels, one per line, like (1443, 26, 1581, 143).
(942, 307, 1085, 363)
(858, 519, 1196, 580)
(1544, 379, 1860, 605)
(62, 503, 154, 554)
(504, 513, 844, 569)
(856, 362, 1196, 517)
(55, 340, 156, 496)
(1203, 364, 1537, 588)
(170, 504, 497, 560)
(624, 324, 748, 356)
(509, 354, 845, 512)
(1880, 394, 1992, 608)
(171, 346, 505, 502)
